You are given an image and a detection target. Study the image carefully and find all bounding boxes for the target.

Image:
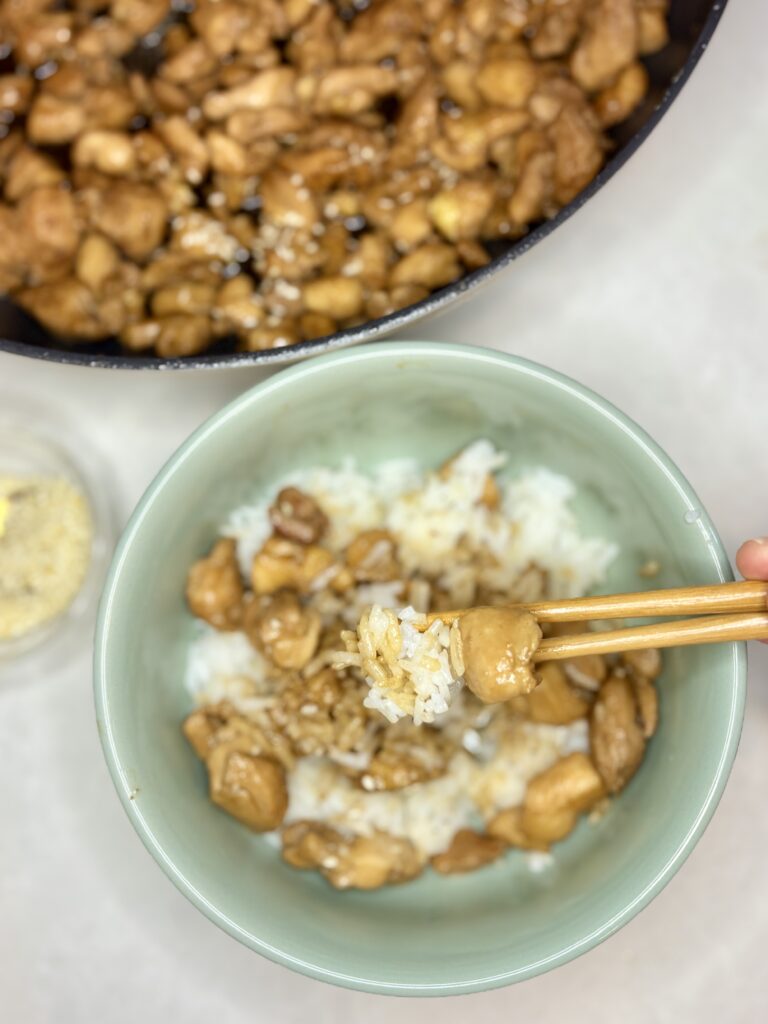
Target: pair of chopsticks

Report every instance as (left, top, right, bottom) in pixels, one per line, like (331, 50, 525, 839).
(422, 580, 768, 662)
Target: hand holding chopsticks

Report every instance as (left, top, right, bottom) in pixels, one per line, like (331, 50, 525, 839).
(421, 580, 768, 662)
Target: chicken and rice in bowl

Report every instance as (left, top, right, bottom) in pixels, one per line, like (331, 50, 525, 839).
(183, 440, 661, 890)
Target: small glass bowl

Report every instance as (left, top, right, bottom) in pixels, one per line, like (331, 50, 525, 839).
(0, 396, 118, 684)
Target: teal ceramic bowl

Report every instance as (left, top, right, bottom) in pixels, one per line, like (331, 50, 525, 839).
(94, 342, 745, 996)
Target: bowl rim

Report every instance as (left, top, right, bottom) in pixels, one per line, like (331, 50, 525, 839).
(94, 341, 746, 995)
(5, 0, 728, 372)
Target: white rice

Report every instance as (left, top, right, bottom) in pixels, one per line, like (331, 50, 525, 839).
(221, 457, 422, 574)
(282, 720, 588, 857)
(334, 606, 464, 725)
(220, 442, 615, 606)
(185, 628, 276, 715)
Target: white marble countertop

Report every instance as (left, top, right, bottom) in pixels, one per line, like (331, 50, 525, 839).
(2, 2, 768, 1020)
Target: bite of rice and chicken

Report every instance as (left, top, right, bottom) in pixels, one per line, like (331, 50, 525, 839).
(182, 441, 660, 889)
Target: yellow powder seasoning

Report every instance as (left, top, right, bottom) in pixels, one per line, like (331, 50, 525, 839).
(0, 476, 93, 641)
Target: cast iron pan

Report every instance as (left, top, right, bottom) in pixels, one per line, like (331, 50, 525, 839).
(0, 0, 727, 371)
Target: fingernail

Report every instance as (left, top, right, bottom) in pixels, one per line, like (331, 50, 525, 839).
(749, 537, 768, 545)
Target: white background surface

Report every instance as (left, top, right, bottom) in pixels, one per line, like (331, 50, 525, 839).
(2, 1, 768, 1020)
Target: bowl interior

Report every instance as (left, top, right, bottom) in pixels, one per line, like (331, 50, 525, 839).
(96, 344, 743, 993)
(3, 0, 725, 369)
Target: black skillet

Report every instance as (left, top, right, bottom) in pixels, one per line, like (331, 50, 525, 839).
(0, 0, 728, 371)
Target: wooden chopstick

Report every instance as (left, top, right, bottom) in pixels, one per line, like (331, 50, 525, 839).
(422, 580, 768, 630)
(533, 612, 768, 662)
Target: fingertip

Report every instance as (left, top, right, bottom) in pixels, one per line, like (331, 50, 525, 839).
(735, 537, 768, 581)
